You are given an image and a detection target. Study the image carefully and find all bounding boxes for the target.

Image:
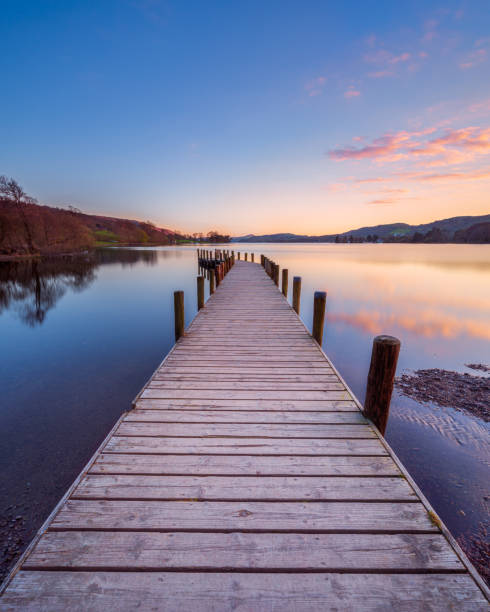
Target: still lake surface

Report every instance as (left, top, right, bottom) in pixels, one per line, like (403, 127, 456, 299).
(1, 243, 489, 579)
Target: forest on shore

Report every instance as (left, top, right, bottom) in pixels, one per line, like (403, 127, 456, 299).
(0, 177, 230, 258)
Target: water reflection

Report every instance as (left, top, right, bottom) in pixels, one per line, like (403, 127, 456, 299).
(0, 249, 159, 326)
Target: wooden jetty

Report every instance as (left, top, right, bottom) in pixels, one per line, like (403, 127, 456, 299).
(1, 257, 488, 610)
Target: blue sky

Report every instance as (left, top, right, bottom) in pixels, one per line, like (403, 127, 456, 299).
(1, 0, 489, 234)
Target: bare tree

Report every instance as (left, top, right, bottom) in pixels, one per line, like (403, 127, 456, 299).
(0, 176, 37, 254)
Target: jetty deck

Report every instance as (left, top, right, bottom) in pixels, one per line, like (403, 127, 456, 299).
(1, 260, 488, 610)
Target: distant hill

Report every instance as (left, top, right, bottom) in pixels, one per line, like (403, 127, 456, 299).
(0, 199, 179, 257)
(232, 215, 490, 244)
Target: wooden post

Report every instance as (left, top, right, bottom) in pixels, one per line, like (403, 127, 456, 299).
(312, 291, 326, 346)
(292, 276, 301, 314)
(174, 290, 184, 341)
(238, 252, 240, 260)
(363, 335, 401, 436)
(273, 263, 279, 286)
(282, 268, 288, 297)
(215, 266, 220, 286)
(209, 270, 215, 294)
(251, 253, 254, 262)
(197, 276, 204, 310)
(245, 252, 248, 261)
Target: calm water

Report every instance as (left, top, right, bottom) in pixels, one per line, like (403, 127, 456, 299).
(1, 244, 489, 580)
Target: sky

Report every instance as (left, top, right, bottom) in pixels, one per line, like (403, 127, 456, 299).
(1, 0, 489, 235)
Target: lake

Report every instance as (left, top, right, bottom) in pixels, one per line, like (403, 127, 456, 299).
(1, 243, 489, 582)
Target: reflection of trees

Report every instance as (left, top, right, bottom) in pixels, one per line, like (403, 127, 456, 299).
(0, 248, 159, 326)
(94, 247, 158, 267)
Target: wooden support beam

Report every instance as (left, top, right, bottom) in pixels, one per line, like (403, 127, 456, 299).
(282, 269, 288, 298)
(312, 291, 326, 346)
(197, 276, 204, 310)
(293, 276, 301, 314)
(363, 336, 401, 436)
(173, 291, 184, 341)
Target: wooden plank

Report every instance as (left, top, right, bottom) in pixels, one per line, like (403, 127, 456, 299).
(72, 474, 416, 501)
(125, 409, 367, 423)
(90, 454, 401, 476)
(51, 500, 437, 532)
(134, 398, 359, 411)
(140, 390, 350, 400)
(115, 422, 375, 438)
(146, 381, 345, 390)
(104, 436, 387, 455)
(25, 532, 462, 570)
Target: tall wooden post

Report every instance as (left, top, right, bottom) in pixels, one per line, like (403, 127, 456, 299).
(292, 276, 301, 314)
(273, 263, 279, 286)
(282, 269, 288, 298)
(215, 266, 220, 287)
(312, 291, 326, 346)
(209, 270, 215, 294)
(251, 253, 254, 262)
(245, 253, 248, 261)
(363, 336, 401, 435)
(174, 291, 184, 341)
(238, 252, 241, 260)
(197, 276, 204, 310)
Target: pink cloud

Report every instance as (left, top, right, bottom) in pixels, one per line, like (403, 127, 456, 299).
(344, 87, 360, 99)
(327, 182, 348, 192)
(354, 177, 390, 184)
(329, 126, 490, 166)
(364, 49, 411, 65)
(368, 198, 396, 205)
(390, 52, 411, 64)
(397, 169, 490, 182)
(422, 19, 438, 42)
(305, 76, 327, 97)
(367, 70, 394, 79)
(459, 48, 487, 69)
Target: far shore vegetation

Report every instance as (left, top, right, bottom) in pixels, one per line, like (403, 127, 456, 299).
(0, 176, 230, 259)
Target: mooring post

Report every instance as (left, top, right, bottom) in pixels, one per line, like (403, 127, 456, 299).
(251, 253, 254, 263)
(215, 266, 220, 287)
(174, 290, 184, 341)
(363, 335, 401, 435)
(292, 276, 301, 314)
(245, 253, 248, 261)
(282, 268, 288, 297)
(197, 276, 204, 310)
(209, 270, 215, 294)
(238, 252, 241, 260)
(273, 263, 279, 286)
(312, 291, 326, 345)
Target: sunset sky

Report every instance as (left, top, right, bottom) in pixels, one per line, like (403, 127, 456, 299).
(2, 0, 489, 235)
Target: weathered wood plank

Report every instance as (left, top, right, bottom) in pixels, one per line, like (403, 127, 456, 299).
(140, 390, 350, 400)
(134, 398, 359, 411)
(125, 409, 367, 424)
(72, 474, 416, 501)
(90, 454, 401, 476)
(147, 381, 345, 390)
(104, 436, 387, 455)
(25, 532, 462, 570)
(115, 422, 375, 438)
(51, 500, 437, 532)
